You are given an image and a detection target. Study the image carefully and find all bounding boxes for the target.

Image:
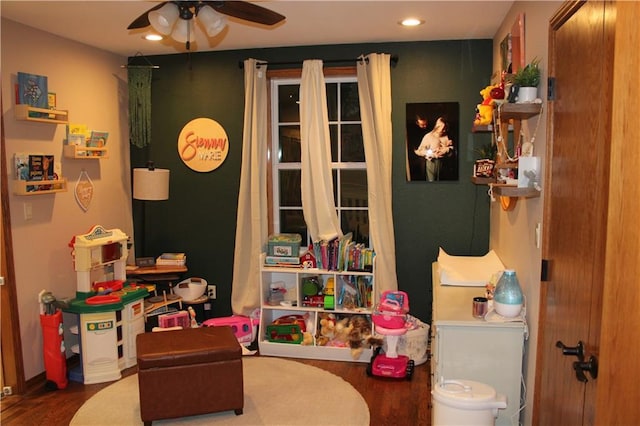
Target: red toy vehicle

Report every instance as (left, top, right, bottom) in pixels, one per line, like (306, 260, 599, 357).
(367, 291, 415, 380)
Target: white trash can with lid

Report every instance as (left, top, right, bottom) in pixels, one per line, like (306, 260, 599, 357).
(432, 379, 507, 426)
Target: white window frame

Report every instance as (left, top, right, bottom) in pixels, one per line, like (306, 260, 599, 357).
(269, 75, 368, 243)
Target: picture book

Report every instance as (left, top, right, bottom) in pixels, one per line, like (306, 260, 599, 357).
(14, 153, 29, 180)
(88, 130, 109, 148)
(67, 133, 87, 146)
(17, 72, 48, 116)
(66, 123, 89, 140)
(28, 155, 55, 181)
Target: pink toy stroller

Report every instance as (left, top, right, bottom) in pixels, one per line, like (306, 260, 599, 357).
(367, 290, 415, 380)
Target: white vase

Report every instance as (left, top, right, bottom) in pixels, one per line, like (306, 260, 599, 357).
(516, 86, 538, 103)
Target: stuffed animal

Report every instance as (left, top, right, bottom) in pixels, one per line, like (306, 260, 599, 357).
(315, 313, 336, 346)
(347, 316, 383, 360)
(474, 84, 500, 126)
(301, 331, 314, 346)
(332, 317, 353, 345)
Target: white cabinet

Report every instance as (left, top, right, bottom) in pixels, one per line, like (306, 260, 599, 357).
(431, 263, 526, 426)
(258, 254, 375, 362)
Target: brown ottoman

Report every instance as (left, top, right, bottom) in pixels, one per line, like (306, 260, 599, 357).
(136, 326, 243, 425)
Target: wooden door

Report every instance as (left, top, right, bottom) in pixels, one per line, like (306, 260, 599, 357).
(535, 2, 614, 424)
(595, 2, 640, 423)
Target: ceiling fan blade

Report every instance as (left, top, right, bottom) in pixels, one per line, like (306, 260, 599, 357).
(127, 2, 167, 30)
(206, 1, 285, 26)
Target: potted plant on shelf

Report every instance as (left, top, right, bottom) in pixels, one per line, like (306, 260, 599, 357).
(509, 58, 541, 103)
(473, 141, 498, 179)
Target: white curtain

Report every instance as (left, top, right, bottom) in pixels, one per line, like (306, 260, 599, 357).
(300, 60, 342, 242)
(231, 59, 268, 316)
(357, 53, 398, 294)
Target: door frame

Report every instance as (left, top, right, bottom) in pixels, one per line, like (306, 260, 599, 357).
(1, 95, 26, 395)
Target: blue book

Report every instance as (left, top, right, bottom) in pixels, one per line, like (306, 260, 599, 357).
(17, 72, 48, 116)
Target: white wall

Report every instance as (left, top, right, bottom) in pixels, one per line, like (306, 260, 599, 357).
(1, 18, 133, 380)
(490, 2, 562, 425)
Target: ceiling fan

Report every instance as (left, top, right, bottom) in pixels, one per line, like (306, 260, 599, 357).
(128, 1, 285, 50)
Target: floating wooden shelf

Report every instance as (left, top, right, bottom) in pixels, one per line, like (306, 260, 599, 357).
(495, 161, 519, 169)
(471, 176, 496, 185)
(63, 145, 108, 159)
(498, 102, 543, 119)
(14, 178, 67, 195)
(15, 104, 68, 124)
(491, 184, 540, 199)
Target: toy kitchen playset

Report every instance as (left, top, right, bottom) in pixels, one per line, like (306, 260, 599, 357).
(63, 225, 148, 384)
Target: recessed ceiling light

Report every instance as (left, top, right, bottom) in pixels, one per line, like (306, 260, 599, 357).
(400, 18, 424, 27)
(145, 34, 163, 41)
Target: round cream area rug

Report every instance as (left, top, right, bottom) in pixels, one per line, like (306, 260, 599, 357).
(70, 356, 369, 425)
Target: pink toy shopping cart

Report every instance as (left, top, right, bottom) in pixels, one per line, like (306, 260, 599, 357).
(367, 290, 415, 380)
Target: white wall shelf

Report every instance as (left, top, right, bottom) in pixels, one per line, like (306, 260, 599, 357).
(258, 254, 375, 362)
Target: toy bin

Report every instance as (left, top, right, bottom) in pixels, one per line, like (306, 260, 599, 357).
(387, 315, 430, 365)
(267, 233, 302, 257)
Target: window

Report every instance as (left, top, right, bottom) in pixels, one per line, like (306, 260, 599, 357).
(270, 75, 369, 246)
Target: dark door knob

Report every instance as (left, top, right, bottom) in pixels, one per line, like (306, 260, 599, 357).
(556, 340, 585, 361)
(573, 355, 598, 382)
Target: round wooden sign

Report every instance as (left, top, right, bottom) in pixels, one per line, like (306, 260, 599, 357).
(177, 118, 229, 172)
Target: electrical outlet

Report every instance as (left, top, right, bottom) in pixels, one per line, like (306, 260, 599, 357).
(3, 386, 12, 396)
(207, 285, 216, 299)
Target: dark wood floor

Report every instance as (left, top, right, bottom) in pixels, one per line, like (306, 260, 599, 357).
(1, 356, 432, 425)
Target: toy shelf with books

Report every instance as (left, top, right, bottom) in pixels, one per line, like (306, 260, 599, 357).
(258, 253, 376, 362)
(64, 127, 109, 159)
(15, 104, 68, 124)
(13, 153, 67, 195)
(14, 178, 67, 195)
(63, 145, 108, 159)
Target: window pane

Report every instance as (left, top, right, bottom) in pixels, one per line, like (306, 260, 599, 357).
(329, 124, 338, 162)
(341, 210, 369, 246)
(341, 82, 360, 121)
(326, 83, 338, 121)
(278, 125, 301, 163)
(279, 170, 301, 207)
(340, 170, 368, 208)
(280, 210, 308, 243)
(341, 124, 364, 162)
(278, 85, 300, 123)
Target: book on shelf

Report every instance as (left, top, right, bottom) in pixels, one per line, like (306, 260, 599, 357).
(14, 153, 29, 181)
(88, 130, 109, 156)
(28, 154, 55, 181)
(88, 130, 108, 146)
(66, 123, 89, 140)
(17, 72, 48, 117)
(67, 134, 88, 156)
(156, 252, 186, 266)
(265, 255, 300, 266)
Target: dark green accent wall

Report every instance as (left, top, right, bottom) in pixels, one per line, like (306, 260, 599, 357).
(131, 40, 493, 324)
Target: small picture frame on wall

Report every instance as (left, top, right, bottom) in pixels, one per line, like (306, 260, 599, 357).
(405, 102, 459, 182)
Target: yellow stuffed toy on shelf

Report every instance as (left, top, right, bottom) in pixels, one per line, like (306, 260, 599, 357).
(474, 85, 498, 126)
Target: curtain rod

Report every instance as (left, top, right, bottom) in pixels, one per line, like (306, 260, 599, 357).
(238, 54, 398, 69)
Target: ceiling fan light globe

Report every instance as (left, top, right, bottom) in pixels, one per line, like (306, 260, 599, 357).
(149, 2, 180, 35)
(197, 5, 227, 37)
(171, 19, 191, 43)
